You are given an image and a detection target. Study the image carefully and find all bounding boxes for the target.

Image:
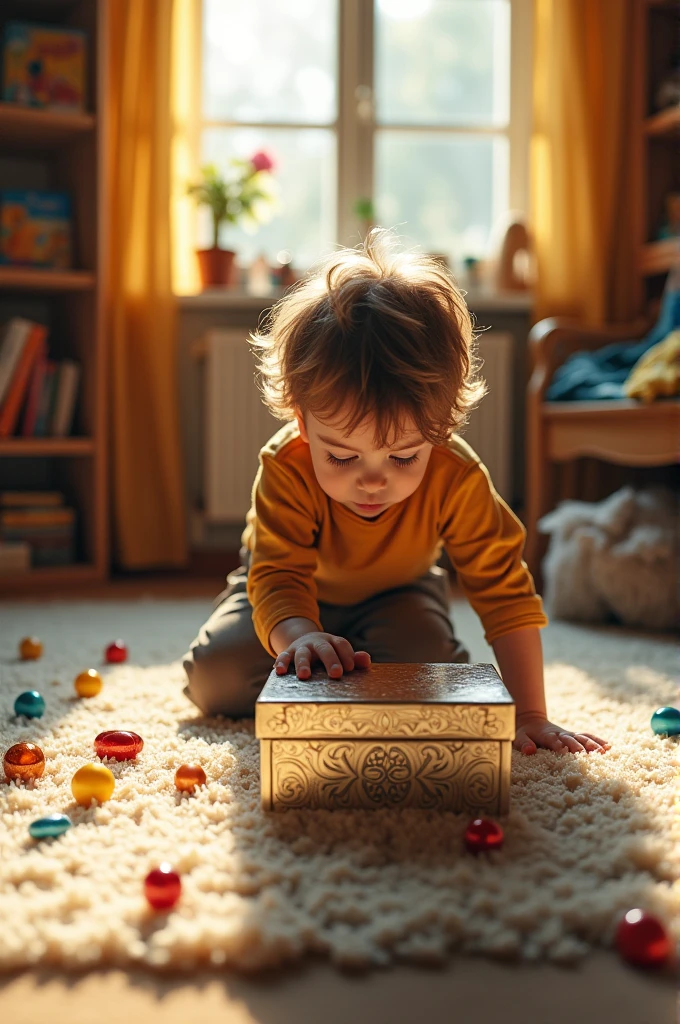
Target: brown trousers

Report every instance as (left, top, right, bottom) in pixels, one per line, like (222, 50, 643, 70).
(182, 551, 470, 718)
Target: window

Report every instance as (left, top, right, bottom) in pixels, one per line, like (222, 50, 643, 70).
(177, 0, 531, 287)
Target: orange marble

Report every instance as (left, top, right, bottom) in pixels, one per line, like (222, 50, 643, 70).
(174, 764, 207, 793)
(4, 742, 45, 783)
(74, 669, 103, 697)
(19, 637, 43, 660)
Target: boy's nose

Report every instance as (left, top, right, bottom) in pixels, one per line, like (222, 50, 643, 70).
(358, 474, 387, 496)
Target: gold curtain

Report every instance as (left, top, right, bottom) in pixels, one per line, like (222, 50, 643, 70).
(530, 0, 638, 326)
(107, 0, 188, 568)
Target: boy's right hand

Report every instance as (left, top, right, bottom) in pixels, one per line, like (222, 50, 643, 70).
(274, 632, 371, 680)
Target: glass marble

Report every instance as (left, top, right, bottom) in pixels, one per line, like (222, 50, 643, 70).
(174, 763, 207, 792)
(4, 742, 45, 783)
(94, 730, 143, 761)
(105, 640, 128, 664)
(615, 908, 671, 968)
(464, 817, 504, 854)
(19, 636, 43, 660)
(74, 669, 103, 698)
(29, 813, 72, 839)
(144, 863, 182, 910)
(14, 690, 45, 718)
(650, 706, 680, 737)
(71, 763, 115, 805)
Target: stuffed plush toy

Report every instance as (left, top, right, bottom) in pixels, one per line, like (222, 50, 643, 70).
(538, 486, 679, 630)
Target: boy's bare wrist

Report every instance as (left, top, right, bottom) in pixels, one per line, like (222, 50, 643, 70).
(270, 617, 320, 655)
(516, 709, 548, 722)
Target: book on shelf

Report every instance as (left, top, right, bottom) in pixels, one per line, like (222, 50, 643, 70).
(0, 541, 31, 574)
(0, 317, 80, 438)
(2, 21, 86, 114)
(0, 322, 46, 437)
(0, 317, 35, 407)
(0, 490, 65, 508)
(0, 190, 73, 269)
(51, 359, 81, 436)
(0, 500, 76, 567)
(34, 359, 57, 436)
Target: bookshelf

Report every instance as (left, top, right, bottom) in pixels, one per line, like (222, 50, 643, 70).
(0, 0, 108, 594)
(632, 0, 680, 314)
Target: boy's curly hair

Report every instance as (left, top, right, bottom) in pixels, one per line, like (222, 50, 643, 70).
(248, 227, 487, 449)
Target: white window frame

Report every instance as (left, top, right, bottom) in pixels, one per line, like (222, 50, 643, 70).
(194, 0, 533, 263)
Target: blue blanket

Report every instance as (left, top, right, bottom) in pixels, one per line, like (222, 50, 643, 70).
(545, 288, 680, 401)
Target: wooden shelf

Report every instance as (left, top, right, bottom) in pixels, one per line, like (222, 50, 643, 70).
(0, 267, 96, 292)
(644, 105, 680, 136)
(0, 102, 95, 152)
(639, 238, 680, 275)
(0, 1, 109, 593)
(0, 438, 95, 457)
(0, 563, 102, 594)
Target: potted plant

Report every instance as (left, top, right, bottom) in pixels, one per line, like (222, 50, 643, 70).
(187, 151, 278, 288)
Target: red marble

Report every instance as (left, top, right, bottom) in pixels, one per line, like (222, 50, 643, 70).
(4, 742, 45, 783)
(105, 640, 128, 664)
(144, 863, 181, 910)
(174, 763, 207, 793)
(615, 909, 671, 968)
(94, 730, 144, 761)
(464, 817, 504, 854)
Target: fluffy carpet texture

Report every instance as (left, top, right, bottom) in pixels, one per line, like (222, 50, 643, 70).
(0, 599, 678, 973)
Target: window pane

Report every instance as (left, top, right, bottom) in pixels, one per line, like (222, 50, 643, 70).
(203, 0, 338, 124)
(375, 0, 510, 126)
(375, 131, 509, 265)
(200, 128, 337, 268)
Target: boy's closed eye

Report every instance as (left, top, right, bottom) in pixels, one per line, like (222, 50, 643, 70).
(325, 451, 421, 469)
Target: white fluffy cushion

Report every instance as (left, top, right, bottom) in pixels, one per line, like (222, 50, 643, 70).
(538, 487, 679, 630)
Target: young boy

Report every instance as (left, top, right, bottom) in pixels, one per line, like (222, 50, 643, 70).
(183, 229, 610, 757)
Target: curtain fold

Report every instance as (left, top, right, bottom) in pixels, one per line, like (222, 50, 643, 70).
(530, 0, 638, 326)
(107, 0, 188, 568)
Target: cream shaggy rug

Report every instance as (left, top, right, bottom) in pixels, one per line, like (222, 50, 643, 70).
(0, 598, 678, 973)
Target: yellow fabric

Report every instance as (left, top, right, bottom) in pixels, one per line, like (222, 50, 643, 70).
(170, 0, 202, 295)
(624, 331, 680, 403)
(242, 422, 548, 657)
(107, 0, 188, 568)
(530, 0, 637, 326)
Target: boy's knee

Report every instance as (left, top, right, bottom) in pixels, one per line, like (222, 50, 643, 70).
(182, 636, 271, 718)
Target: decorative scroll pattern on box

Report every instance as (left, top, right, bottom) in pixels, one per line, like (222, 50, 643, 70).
(269, 738, 501, 813)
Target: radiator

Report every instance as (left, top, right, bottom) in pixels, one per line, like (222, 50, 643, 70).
(203, 328, 514, 523)
(459, 330, 514, 502)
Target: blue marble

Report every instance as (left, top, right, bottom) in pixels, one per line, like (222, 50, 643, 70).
(28, 814, 72, 839)
(14, 690, 45, 718)
(650, 706, 680, 736)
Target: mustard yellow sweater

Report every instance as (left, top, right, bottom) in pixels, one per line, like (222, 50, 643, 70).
(241, 421, 548, 657)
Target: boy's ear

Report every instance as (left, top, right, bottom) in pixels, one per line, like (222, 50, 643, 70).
(294, 407, 309, 443)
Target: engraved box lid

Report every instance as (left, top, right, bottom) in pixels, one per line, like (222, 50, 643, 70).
(255, 662, 515, 741)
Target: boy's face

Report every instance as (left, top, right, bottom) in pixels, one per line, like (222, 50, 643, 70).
(294, 404, 433, 518)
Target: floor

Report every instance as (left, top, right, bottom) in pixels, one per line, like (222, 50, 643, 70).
(0, 575, 677, 1024)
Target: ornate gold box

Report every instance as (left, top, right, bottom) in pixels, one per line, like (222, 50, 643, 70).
(255, 663, 514, 815)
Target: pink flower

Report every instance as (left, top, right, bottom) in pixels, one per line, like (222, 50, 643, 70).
(250, 150, 275, 173)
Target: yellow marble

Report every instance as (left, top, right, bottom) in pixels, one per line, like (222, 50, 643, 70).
(71, 763, 115, 805)
(74, 669, 103, 698)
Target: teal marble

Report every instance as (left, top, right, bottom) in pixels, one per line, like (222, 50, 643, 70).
(14, 690, 45, 718)
(650, 706, 680, 736)
(28, 814, 72, 839)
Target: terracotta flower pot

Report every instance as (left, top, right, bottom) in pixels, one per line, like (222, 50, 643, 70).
(196, 247, 236, 288)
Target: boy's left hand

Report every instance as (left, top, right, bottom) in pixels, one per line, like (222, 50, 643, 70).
(515, 714, 611, 755)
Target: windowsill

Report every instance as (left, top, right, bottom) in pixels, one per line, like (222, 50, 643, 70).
(175, 287, 534, 314)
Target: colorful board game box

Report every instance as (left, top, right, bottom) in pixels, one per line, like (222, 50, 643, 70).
(0, 190, 72, 268)
(2, 21, 85, 113)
